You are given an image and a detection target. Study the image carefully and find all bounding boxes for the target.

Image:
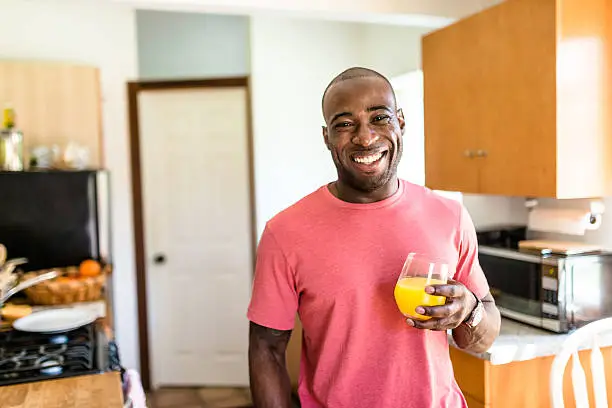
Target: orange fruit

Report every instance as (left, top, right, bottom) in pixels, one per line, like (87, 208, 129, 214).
(79, 259, 101, 277)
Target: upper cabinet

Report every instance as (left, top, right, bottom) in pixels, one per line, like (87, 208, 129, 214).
(0, 60, 102, 167)
(422, 0, 612, 199)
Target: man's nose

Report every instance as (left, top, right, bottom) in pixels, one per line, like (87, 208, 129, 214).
(352, 123, 379, 147)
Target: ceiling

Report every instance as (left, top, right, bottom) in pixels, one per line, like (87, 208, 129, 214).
(111, 0, 504, 28)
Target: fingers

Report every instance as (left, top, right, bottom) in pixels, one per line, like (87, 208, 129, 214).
(405, 281, 472, 331)
(406, 317, 454, 331)
(415, 302, 460, 318)
(425, 280, 465, 298)
(406, 296, 463, 331)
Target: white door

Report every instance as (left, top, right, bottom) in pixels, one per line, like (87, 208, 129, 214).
(139, 87, 252, 388)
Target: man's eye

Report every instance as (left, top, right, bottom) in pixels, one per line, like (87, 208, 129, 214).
(335, 122, 353, 129)
(374, 115, 390, 123)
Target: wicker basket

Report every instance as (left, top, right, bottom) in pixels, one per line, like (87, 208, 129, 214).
(22, 264, 109, 305)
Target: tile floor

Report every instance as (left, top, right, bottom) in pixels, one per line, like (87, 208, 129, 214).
(147, 387, 253, 408)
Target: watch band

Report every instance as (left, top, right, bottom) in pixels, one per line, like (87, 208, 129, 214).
(463, 294, 484, 328)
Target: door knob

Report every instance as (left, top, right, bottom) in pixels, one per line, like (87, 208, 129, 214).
(153, 254, 167, 265)
(476, 150, 488, 157)
(464, 150, 474, 158)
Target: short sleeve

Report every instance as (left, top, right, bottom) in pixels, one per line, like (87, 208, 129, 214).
(247, 224, 298, 331)
(454, 206, 490, 300)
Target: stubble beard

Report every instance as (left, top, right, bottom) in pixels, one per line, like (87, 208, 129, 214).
(334, 144, 403, 193)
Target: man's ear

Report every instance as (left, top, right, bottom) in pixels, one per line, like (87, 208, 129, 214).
(322, 126, 331, 150)
(397, 108, 406, 136)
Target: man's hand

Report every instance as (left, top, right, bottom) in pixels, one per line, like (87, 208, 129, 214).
(405, 280, 477, 331)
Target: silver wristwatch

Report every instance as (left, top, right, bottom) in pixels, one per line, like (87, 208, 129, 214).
(464, 295, 484, 328)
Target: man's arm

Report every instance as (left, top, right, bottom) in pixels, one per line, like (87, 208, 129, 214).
(452, 292, 500, 353)
(249, 322, 293, 408)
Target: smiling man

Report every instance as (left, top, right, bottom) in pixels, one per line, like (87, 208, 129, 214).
(247, 67, 501, 408)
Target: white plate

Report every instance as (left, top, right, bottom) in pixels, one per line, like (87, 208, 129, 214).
(13, 309, 97, 333)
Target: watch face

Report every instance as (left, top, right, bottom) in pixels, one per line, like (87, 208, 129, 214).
(470, 302, 484, 327)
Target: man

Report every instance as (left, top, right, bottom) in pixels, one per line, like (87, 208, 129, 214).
(247, 67, 501, 408)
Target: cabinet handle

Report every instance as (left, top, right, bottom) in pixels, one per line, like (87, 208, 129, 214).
(463, 150, 474, 158)
(476, 150, 488, 158)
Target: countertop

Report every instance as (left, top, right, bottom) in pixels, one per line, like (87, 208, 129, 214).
(0, 372, 124, 408)
(449, 318, 612, 365)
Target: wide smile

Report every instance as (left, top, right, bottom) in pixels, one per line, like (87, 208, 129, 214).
(349, 150, 388, 172)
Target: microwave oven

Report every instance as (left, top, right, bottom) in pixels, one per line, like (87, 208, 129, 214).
(476, 226, 612, 333)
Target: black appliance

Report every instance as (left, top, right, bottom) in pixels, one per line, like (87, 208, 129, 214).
(0, 170, 111, 271)
(0, 323, 121, 386)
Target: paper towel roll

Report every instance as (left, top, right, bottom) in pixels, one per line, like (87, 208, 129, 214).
(527, 208, 602, 235)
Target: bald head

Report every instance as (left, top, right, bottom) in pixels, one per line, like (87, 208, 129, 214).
(322, 67, 396, 114)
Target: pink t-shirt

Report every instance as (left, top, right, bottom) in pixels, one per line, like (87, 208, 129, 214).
(247, 180, 489, 408)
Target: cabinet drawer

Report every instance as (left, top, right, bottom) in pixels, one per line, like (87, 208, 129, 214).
(450, 347, 488, 404)
(465, 393, 488, 408)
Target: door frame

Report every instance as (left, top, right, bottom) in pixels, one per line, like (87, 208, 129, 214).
(126, 77, 257, 390)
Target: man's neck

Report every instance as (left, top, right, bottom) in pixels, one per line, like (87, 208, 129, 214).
(330, 177, 400, 204)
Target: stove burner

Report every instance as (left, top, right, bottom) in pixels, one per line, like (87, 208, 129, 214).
(0, 349, 26, 360)
(40, 344, 68, 356)
(0, 324, 98, 386)
(40, 360, 64, 376)
(0, 359, 19, 371)
(35, 354, 65, 368)
(49, 335, 68, 345)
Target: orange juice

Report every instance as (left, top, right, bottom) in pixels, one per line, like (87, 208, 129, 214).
(394, 276, 446, 320)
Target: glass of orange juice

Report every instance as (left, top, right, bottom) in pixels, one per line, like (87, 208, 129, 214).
(394, 253, 450, 321)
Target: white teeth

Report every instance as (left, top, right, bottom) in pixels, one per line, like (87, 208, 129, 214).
(353, 152, 383, 164)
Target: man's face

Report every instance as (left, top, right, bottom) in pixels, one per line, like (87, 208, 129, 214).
(322, 77, 405, 193)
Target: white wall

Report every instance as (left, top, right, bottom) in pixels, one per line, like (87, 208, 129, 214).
(250, 17, 431, 236)
(0, 0, 141, 370)
(392, 70, 425, 186)
(136, 10, 250, 79)
(362, 25, 431, 77)
(250, 16, 359, 236)
(462, 195, 612, 251)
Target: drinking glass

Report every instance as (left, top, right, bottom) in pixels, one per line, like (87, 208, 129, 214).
(394, 252, 450, 321)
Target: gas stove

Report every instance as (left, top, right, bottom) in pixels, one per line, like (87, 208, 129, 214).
(0, 323, 121, 386)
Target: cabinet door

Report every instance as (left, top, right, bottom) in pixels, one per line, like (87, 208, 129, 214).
(286, 315, 302, 392)
(422, 14, 483, 194)
(0, 61, 102, 167)
(449, 347, 488, 405)
(465, 394, 487, 408)
(475, 0, 557, 197)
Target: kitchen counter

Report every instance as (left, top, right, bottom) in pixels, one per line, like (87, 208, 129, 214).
(449, 317, 612, 365)
(0, 372, 124, 408)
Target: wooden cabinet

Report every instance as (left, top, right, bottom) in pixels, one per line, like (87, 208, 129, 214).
(422, 0, 612, 198)
(450, 345, 612, 408)
(0, 60, 102, 167)
(286, 315, 302, 392)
